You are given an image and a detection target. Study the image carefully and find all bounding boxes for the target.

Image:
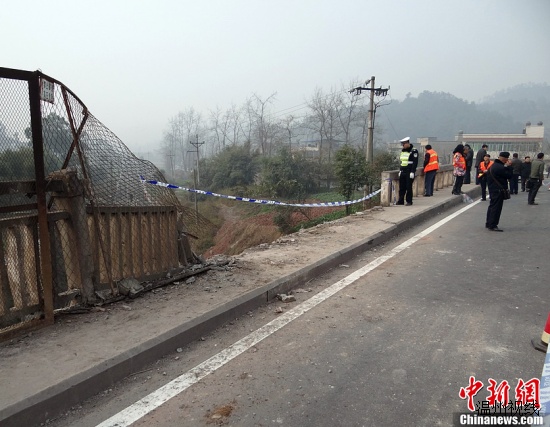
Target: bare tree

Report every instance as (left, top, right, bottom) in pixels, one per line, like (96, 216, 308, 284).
(307, 87, 343, 163)
(248, 93, 278, 156)
(336, 82, 364, 145)
(225, 104, 244, 146)
(281, 114, 297, 151)
(159, 129, 177, 179)
(166, 108, 204, 173)
(208, 107, 227, 155)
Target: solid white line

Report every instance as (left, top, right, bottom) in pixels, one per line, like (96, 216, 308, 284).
(97, 200, 480, 427)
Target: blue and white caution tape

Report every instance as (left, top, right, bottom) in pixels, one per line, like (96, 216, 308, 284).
(140, 176, 381, 208)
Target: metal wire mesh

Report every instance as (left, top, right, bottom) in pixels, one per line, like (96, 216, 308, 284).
(1, 68, 198, 337)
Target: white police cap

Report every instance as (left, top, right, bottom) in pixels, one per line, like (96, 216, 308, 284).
(399, 137, 410, 143)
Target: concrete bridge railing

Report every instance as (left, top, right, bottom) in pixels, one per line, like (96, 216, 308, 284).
(380, 164, 455, 206)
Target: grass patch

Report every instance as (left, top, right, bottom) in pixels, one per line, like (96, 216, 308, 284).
(289, 209, 347, 232)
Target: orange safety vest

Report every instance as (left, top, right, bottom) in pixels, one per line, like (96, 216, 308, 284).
(478, 160, 493, 177)
(424, 149, 439, 172)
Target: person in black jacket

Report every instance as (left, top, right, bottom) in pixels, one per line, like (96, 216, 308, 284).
(520, 156, 531, 192)
(396, 137, 419, 206)
(509, 152, 522, 194)
(485, 152, 513, 232)
(475, 144, 488, 185)
(463, 144, 474, 184)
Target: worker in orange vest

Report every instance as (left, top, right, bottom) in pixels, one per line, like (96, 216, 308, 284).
(477, 153, 494, 201)
(423, 144, 439, 197)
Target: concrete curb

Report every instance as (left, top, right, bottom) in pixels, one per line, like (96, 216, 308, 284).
(0, 187, 481, 427)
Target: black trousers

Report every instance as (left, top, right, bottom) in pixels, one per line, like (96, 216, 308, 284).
(398, 172, 414, 204)
(480, 177, 488, 199)
(452, 175, 464, 194)
(510, 175, 519, 194)
(424, 170, 437, 196)
(486, 188, 504, 229)
(521, 176, 529, 191)
(528, 179, 542, 204)
(464, 167, 472, 184)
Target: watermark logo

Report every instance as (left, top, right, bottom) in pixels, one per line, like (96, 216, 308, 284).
(457, 376, 543, 426)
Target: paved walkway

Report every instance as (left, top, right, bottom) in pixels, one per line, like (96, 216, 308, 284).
(0, 184, 482, 427)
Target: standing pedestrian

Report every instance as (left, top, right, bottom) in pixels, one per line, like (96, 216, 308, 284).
(475, 144, 488, 185)
(510, 153, 521, 194)
(463, 144, 474, 184)
(485, 152, 513, 232)
(477, 153, 493, 201)
(528, 153, 545, 205)
(396, 137, 419, 206)
(423, 144, 439, 197)
(520, 156, 531, 192)
(451, 145, 466, 195)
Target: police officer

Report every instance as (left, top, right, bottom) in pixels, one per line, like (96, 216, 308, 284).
(396, 137, 419, 206)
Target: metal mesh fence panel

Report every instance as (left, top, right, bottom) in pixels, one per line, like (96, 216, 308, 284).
(0, 74, 43, 333)
(39, 75, 197, 300)
(1, 68, 198, 337)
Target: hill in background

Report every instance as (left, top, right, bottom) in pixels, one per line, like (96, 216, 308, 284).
(376, 83, 549, 145)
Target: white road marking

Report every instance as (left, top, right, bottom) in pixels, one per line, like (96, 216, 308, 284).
(97, 200, 479, 427)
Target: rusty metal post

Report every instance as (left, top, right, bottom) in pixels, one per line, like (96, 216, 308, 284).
(28, 72, 54, 324)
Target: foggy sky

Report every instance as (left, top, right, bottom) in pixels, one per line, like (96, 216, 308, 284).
(2, 0, 549, 154)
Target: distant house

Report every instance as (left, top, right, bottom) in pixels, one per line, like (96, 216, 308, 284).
(408, 122, 545, 165)
(456, 122, 544, 157)
(293, 138, 345, 160)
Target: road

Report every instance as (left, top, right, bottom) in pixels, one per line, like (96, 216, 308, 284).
(51, 192, 549, 427)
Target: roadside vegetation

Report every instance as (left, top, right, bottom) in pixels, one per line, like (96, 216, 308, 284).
(176, 144, 398, 257)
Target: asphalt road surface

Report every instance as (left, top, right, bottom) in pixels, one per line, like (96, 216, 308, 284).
(51, 191, 549, 427)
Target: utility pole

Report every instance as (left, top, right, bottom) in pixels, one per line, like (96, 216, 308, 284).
(349, 76, 390, 165)
(188, 134, 204, 225)
(189, 134, 204, 184)
(367, 76, 375, 165)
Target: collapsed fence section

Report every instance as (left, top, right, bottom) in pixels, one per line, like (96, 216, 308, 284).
(0, 67, 197, 339)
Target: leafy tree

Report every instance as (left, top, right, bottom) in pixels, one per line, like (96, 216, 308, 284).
(200, 142, 259, 191)
(334, 145, 368, 215)
(24, 112, 73, 174)
(366, 151, 400, 188)
(0, 121, 25, 150)
(0, 147, 35, 180)
(260, 147, 319, 199)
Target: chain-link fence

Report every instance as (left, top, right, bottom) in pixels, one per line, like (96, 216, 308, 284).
(0, 67, 198, 338)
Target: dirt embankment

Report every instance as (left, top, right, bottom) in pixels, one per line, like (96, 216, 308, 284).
(202, 205, 342, 258)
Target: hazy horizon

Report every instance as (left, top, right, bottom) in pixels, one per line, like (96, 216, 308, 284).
(2, 0, 549, 155)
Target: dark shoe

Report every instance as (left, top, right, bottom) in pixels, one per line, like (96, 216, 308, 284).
(480, 198, 486, 201)
(488, 227, 503, 232)
(395, 201, 404, 205)
(406, 202, 413, 206)
(528, 202, 538, 205)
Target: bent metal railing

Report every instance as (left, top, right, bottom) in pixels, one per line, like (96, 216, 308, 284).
(0, 67, 196, 339)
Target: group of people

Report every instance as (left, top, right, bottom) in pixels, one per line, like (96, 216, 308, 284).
(395, 137, 546, 233)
